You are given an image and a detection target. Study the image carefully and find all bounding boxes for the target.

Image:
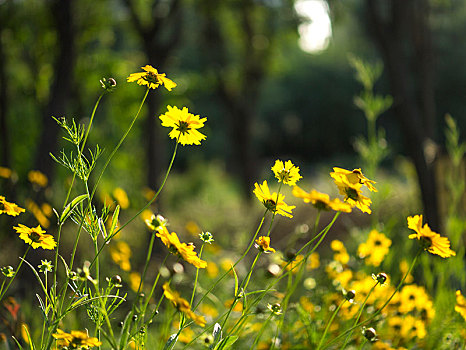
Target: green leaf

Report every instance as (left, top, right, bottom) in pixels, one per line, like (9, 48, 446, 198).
(108, 205, 120, 240)
(214, 335, 238, 350)
(60, 194, 88, 224)
(162, 334, 178, 350)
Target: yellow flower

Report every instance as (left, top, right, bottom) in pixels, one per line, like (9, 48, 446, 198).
(407, 215, 456, 258)
(52, 329, 102, 348)
(292, 187, 352, 212)
(455, 290, 466, 321)
(400, 315, 426, 340)
(331, 240, 349, 264)
(330, 167, 377, 192)
(0, 196, 25, 216)
(163, 283, 206, 326)
(253, 181, 295, 218)
(129, 272, 141, 292)
(271, 160, 302, 186)
(28, 170, 48, 188)
(331, 173, 372, 214)
(26, 199, 50, 228)
(159, 106, 207, 145)
(14, 224, 56, 250)
(206, 261, 219, 278)
(0, 166, 12, 178)
(255, 236, 276, 253)
(112, 187, 129, 209)
(398, 284, 431, 313)
(156, 226, 207, 268)
(357, 230, 392, 267)
(109, 241, 132, 272)
(284, 254, 304, 274)
(127, 65, 177, 90)
(307, 252, 320, 269)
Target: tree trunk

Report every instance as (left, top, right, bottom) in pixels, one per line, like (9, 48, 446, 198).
(34, 0, 75, 181)
(365, 0, 440, 230)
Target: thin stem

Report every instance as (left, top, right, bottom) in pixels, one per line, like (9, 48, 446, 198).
(251, 313, 273, 349)
(189, 244, 205, 307)
(341, 281, 379, 348)
(324, 248, 423, 349)
(192, 210, 268, 312)
(317, 299, 346, 350)
(53, 93, 104, 301)
(0, 246, 30, 302)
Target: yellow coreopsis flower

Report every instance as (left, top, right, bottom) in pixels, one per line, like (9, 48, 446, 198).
(0, 196, 25, 217)
(163, 283, 206, 327)
(52, 329, 102, 349)
(330, 167, 377, 192)
(357, 230, 392, 267)
(127, 65, 177, 90)
(156, 226, 207, 268)
(331, 239, 349, 264)
(14, 224, 56, 250)
(331, 174, 372, 214)
(159, 106, 207, 145)
(253, 180, 295, 218)
(109, 241, 132, 272)
(28, 170, 48, 188)
(455, 290, 466, 321)
(255, 236, 276, 253)
(407, 215, 456, 258)
(292, 186, 352, 213)
(112, 187, 129, 209)
(398, 284, 431, 313)
(271, 160, 302, 186)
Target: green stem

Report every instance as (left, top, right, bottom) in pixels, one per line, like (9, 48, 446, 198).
(0, 246, 30, 302)
(317, 299, 346, 350)
(324, 248, 422, 349)
(53, 93, 104, 302)
(189, 244, 204, 307)
(251, 313, 273, 349)
(341, 281, 379, 348)
(227, 212, 340, 337)
(191, 210, 268, 312)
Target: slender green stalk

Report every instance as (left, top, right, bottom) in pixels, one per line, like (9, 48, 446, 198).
(358, 338, 368, 350)
(0, 246, 30, 302)
(324, 248, 422, 349)
(53, 93, 104, 301)
(227, 212, 341, 338)
(189, 244, 205, 307)
(251, 312, 273, 349)
(89, 139, 179, 273)
(191, 209, 268, 312)
(141, 254, 169, 317)
(317, 299, 347, 350)
(341, 280, 379, 348)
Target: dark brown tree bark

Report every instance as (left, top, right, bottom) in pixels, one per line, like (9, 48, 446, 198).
(199, 0, 276, 197)
(34, 0, 75, 181)
(123, 0, 182, 190)
(365, 0, 441, 230)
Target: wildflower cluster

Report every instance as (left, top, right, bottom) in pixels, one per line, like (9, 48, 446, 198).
(0, 63, 461, 350)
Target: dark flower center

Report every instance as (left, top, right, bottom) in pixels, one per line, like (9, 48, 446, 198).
(264, 199, 277, 212)
(30, 231, 42, 243)
(177, 121, 190, 134)
(345, 187, 359, 201)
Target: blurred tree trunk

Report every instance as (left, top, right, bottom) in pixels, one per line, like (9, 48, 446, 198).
(365, 0, 441, 230)
(34, 0, 75, 181)
(0, 13, 9, 170)
(198, 0, 277, 197)
(123, 0, 182, 190)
